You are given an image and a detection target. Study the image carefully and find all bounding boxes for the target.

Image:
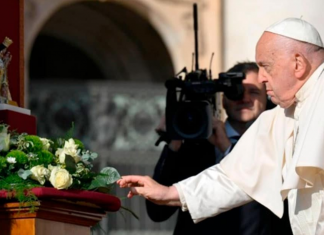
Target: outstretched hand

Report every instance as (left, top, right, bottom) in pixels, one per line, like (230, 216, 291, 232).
(117, 175, 181, 206)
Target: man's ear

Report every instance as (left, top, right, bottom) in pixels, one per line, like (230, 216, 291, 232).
(294, 53, 308, 80)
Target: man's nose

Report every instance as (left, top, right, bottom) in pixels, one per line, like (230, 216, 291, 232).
(241, 91, 251, 103)
(258, 70, 268, 83)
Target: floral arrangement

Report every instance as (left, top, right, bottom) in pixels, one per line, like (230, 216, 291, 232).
(0, 123, 121, 207)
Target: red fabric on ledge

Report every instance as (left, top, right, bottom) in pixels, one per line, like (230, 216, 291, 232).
(0, 110, 37, 134)
(0, 187, 121, 212)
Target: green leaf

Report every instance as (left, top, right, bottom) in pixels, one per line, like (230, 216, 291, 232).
(81, 152, 97, 162)
(96, 186, 112, 193)
(65, 122, 75, 140)
(17, 169, 32, 180)
(87, 167, 120, 191)
(51, 138, 65, 150)
(8, 164, 15, 171)
(81, 153, 90, 162)
(64, 155, 76, 174)
(100, 167, 120, 184)
(88, 175, 109, 190)
(90, 152, 98, 161)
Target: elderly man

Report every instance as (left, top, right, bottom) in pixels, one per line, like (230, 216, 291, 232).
(118, 18, 324, 235)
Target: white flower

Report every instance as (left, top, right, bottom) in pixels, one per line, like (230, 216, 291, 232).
(6, 157, 16, 164)
(0, 132, 10, 152)
(40, 138, 51, 151)
(76, 163, 85, 174)
(49, 166, 73, 190)
(73, 163, 90, 177)
(55, 138, 81, 163)
(30, 165, 50, 185)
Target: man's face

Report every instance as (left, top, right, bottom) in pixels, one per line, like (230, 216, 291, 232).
(255, 32, 298, 108)
(223, 71, 267, 123)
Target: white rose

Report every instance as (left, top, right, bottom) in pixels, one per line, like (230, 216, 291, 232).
(30, 165, 50, 185)
(40, 138, 51, 150)
(0, 132, 10, 152)
(55, 138, 81, 163)
(49, 166, 73, 189)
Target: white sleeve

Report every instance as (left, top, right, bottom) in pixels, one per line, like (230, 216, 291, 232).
(173, 164, 252, 223)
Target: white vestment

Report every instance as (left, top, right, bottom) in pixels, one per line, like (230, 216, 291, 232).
(174, 63, 324, 235)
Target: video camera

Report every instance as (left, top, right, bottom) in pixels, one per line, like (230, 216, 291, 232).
(159, 3, 245, 143)
(165, 70, 245, 140)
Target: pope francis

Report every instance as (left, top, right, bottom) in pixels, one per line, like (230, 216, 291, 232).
(117, 18, 324, 235)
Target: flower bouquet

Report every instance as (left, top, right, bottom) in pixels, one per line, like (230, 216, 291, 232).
(0, 123, 121, 212)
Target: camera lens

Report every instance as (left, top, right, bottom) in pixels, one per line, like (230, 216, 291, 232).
(173, 105, 206, 138)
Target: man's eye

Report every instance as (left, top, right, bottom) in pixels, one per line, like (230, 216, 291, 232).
(250, 90, 260, 95)
(263, 66, 271, 73)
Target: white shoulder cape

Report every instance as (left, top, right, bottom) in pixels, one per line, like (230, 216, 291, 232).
(221, 65, 324, 218)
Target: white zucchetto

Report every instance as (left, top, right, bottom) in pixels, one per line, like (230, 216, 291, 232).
(265, 18, 323, 48)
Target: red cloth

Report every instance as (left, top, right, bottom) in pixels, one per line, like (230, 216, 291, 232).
(0, 187, 121, 212)
(0, 110, 37, 134)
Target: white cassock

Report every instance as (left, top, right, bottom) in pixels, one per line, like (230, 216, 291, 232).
(174, 63, 324, 235)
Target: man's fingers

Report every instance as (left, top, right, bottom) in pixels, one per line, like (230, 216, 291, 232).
(117, 175, 149, 188)
(126, 187, 142, 198)
(131, 187, 140, 195)
(127, 182, 141, 187)
(127, 190, 136, 198)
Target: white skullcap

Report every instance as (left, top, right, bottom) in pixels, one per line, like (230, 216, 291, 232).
(265, 18, 323, 48)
